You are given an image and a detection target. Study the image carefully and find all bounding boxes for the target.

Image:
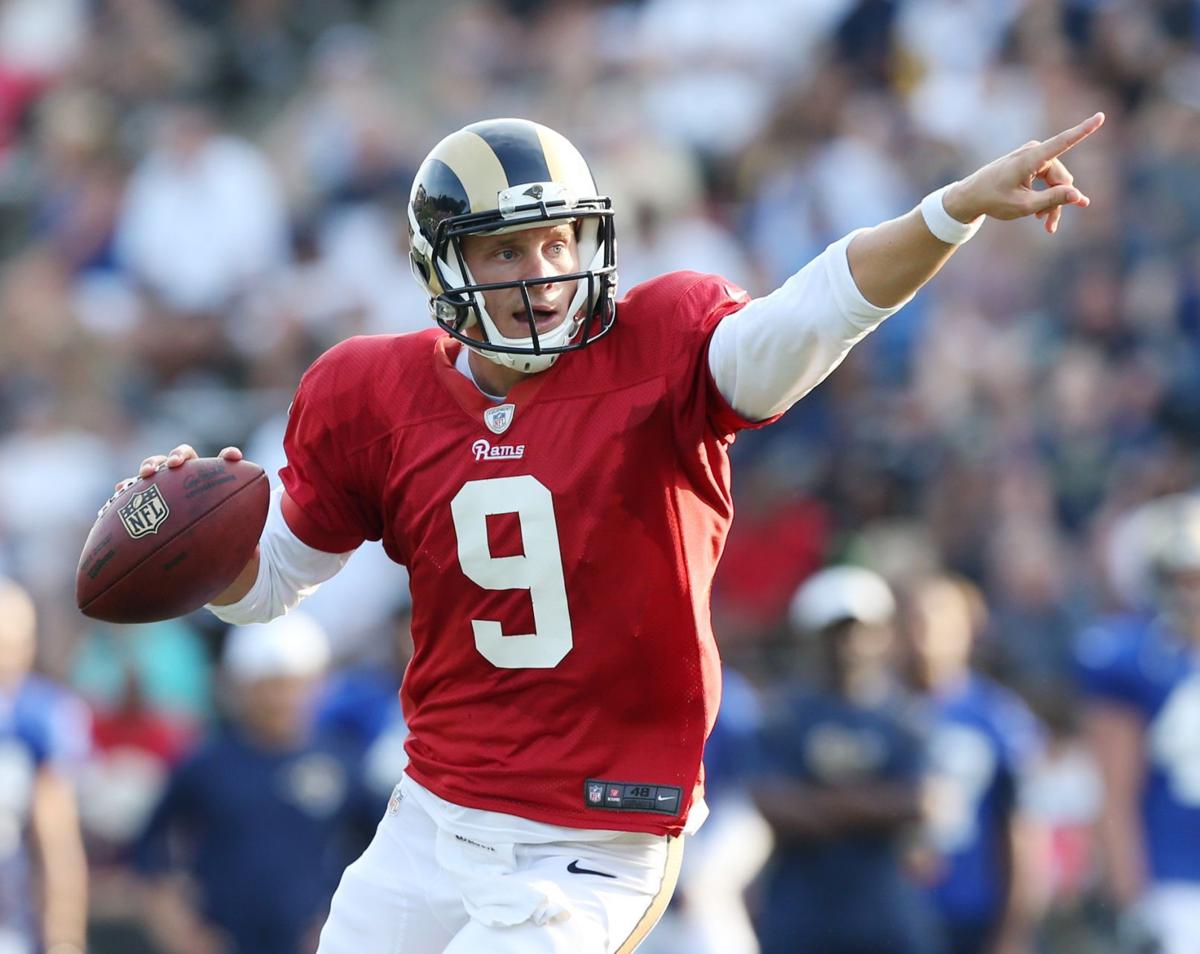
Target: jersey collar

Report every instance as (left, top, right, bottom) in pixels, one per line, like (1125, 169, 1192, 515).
(432, 335, 558, 425)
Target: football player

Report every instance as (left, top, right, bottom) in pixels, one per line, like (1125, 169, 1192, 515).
(899, 575, 1045, 954)
(132, 112, 1104, 953)
(1077, 495, 1200, 954)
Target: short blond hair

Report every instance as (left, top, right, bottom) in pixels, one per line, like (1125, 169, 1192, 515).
(918, 575, 986, 631)
(0, 577, 37, 684)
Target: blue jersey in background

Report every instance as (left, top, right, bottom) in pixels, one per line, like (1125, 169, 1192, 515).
(701, 667, 762, 803)
(917, 674, 1042, 936)
(0, 692, 49, 954)
(0, 675, 90, 954)
(1075, 614, 1200, 884)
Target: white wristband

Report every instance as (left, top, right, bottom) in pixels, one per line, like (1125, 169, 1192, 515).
(920, 184, 984, 246)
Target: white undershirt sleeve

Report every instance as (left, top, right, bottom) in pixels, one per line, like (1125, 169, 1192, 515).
(206, 486, 353, 625)
(708, 229, 913, 422)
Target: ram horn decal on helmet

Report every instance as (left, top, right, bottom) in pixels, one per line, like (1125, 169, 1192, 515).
(407, 118, 618, 374)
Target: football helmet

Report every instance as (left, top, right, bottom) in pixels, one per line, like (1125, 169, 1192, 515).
(1146, 496, 1200, 577)
(1110, 493, 1200, 616)
(407, 118, 617, 373)
(1148, 496, 1200, 632)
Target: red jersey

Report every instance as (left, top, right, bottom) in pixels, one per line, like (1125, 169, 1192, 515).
(280, 272, 766, 836)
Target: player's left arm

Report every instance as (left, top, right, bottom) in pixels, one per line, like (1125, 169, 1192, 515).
(29, 765, 88, 954)
(708, 112, 1104, 422)
(847, 112, 1103, 307)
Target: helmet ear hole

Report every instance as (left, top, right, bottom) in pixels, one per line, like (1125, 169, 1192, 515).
(575, 218, 600, 266)
(409, 253, 430, 283)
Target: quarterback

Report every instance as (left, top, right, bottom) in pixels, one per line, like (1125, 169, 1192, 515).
(135, 113, 1103, 953)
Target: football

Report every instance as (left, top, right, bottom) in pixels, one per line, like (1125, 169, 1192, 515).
(76, 457, 270, 623)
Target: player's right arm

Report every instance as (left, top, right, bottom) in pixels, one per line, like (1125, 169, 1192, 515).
(134, 444, 351, 621)
(133, 759, 229, 954)
(140, 875, 227, 954)
(754, 779, 923, 840)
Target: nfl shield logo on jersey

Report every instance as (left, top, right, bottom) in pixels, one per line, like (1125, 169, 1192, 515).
(484, 403, 516, 434)
(118, 486, 170, 539)
(587, 782, 604, 805)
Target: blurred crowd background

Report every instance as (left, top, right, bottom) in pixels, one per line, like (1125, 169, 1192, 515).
(1, 0, 1198, 952)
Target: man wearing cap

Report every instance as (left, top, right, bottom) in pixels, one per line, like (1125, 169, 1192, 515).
(133, 613, 378, 954)
(751, 566, 939, 954)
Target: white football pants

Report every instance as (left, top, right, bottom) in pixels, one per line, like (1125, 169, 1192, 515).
(316, 779, 683, 954)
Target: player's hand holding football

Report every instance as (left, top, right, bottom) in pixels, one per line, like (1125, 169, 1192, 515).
(942, 111, 1105, 235)
(116, 443, 244, 490)
(80, 443, 266, 622)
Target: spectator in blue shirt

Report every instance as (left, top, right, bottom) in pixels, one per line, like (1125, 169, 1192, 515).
(0, 578, 88, 954)
(134, 612, 377, 954)
(898, 575, 1045, 954)
(752, 566, 940, 954)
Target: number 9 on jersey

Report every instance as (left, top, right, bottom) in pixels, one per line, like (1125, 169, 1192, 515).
(450, 475, 573, 669)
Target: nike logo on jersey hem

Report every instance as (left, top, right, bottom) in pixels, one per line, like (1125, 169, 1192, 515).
(566, 860, 616, 878)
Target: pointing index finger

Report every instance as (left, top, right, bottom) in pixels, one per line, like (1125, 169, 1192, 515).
(1034, 112, 1105, 164)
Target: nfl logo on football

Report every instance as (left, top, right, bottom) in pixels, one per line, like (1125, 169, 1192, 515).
(118, 486, 170, 539)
